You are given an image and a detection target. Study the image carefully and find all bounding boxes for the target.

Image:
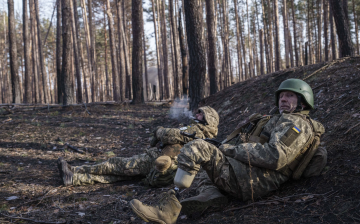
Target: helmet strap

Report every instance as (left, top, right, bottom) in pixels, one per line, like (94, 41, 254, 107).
(294, 94, 303, 113)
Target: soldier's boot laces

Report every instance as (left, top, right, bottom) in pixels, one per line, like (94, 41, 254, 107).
(130, 189, 181, 224)
(57, 157, 73, 186)
(180, 187, 228, 217)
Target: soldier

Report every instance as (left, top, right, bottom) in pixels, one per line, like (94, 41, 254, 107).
(57, 106, 219, 187)
(130, 79, 327, 224)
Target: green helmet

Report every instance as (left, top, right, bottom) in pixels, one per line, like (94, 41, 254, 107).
(275, 79, 314, 109)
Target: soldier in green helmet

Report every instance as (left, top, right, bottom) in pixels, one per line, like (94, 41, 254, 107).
(57, 106, 219, 187)
(130, 79, 327, 224)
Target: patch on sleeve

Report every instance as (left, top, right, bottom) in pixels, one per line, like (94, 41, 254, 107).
(280, 125, 301, 147)
(179, 126, 188, 131)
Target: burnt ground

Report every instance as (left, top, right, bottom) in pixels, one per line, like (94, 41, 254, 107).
(1, 56, 360, 223)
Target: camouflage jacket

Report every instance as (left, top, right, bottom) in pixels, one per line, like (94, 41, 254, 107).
(220, 112, 324, 201)
(157, 106, 219, 145)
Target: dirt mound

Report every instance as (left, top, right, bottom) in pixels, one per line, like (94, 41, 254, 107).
(196, 56, 360, 223)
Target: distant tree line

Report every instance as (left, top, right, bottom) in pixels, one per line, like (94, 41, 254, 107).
(0, 0, 359, 109)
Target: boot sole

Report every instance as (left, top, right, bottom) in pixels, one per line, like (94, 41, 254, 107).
(181, 196, 228, 217)
(129, 201, 166, 224)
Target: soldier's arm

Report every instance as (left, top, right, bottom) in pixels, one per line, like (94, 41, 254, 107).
(157, 125, 205, 145)
(221, 116, 313, 170)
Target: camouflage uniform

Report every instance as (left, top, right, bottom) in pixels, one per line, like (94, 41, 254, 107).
(178, 112, 324, 201)
(71, 106, 219, 186)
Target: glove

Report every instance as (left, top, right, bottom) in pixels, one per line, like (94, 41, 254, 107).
(150, 126, 164, 147)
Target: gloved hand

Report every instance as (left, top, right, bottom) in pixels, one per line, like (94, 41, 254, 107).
(150, 126, 164, 147)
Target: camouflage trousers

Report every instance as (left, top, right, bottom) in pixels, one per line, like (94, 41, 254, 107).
(178, 139, 288, 201)
(72, 147, 161, 185)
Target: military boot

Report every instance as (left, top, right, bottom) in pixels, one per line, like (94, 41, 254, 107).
(130, 190, 181, 224)
(180, 187, 228, 217)
(57, 157, 73, 186)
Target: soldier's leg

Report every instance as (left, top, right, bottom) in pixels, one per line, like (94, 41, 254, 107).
(71, 148, 160, 185)
(177, 139, 240, 196)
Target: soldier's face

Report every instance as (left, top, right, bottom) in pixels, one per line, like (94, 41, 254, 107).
(195, 111, 204, 121)
(279, 91, 298, 113)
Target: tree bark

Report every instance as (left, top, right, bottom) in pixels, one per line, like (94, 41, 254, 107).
(259, 29, 265, 75)
(233, 0, 242, 81)
(143, 28, 149, 101)
(116, 0, 126, 102)
(56, 0, 62, 103)
(329, 1, 337, 60)
(317, 0, 323, 62)
(169, 0, 181, 99)
(61, 0, 74, 105)
(184, 0, 206, 110)
(70, 0, 82, 103)
(178, 8, 188, 97)
(290, 0, 299, 66)
(88, 0, 97, 102)
(23, 0, 32, 103)
(206, 0, 218, 94)
(161, 0, 169, 99)
(34, 0, 49, 103)
(307, 0, 313, 64)
(329, 0, 354, 57)
(106, 0, 120, 102)
(131, 0, 144, 104)
(352, 0, 359, 55)
(8, 0, 21, 103)
(266, 0, 274, 73)
(323, 0, 329, 61)
(274, 0, 281, 71)
(283, 0, 289, 68)
(222, 0, 230, 86)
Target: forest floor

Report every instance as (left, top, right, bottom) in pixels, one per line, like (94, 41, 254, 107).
(1, 56, 360, 224)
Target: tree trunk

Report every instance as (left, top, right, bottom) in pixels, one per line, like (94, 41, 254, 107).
(238, 15, 248, 80)
(80, 0, 94, 103)
(283, 0, 289, 68)
(103, 9, 110, 100)
(56, 0, 62, 103)
(34, 0, 49, 103)
(274, 0, 281, 71)
(259, 29, 265, 75)
(8, 0, 21, 103)
(160, 0, 169, 99)
(131, 0, 144, 104)
(105, 0, 120, 102)
(352, 0, 359, 55)
(73, 0, 88, 103)
(245, 0, 254, 77)
(70, 0, 82, 103)
(329, 2, 337, 60)
(178, 9, 188, 97)
(88, 0, 97, 102)
(169, 0, 181, 99)
(115, 0, 125, 102)
(266, 0, 274, 73)
(307, 0, 313, 64)
(233, 0, 242, 81)
(23, 0, 32, 103)
(317, 0, 323, 62)
(290, 0, 299, 66)
(221, 0, 230, 86)
(184, 0, 206, 110)
(329, 0, 354, 57)
(61, 0, 74, 105)
(206, 0, 218, 94)
(151, 0, 163, 100)
(324, 0, 329, 61)
(143, 29, 149, 101)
